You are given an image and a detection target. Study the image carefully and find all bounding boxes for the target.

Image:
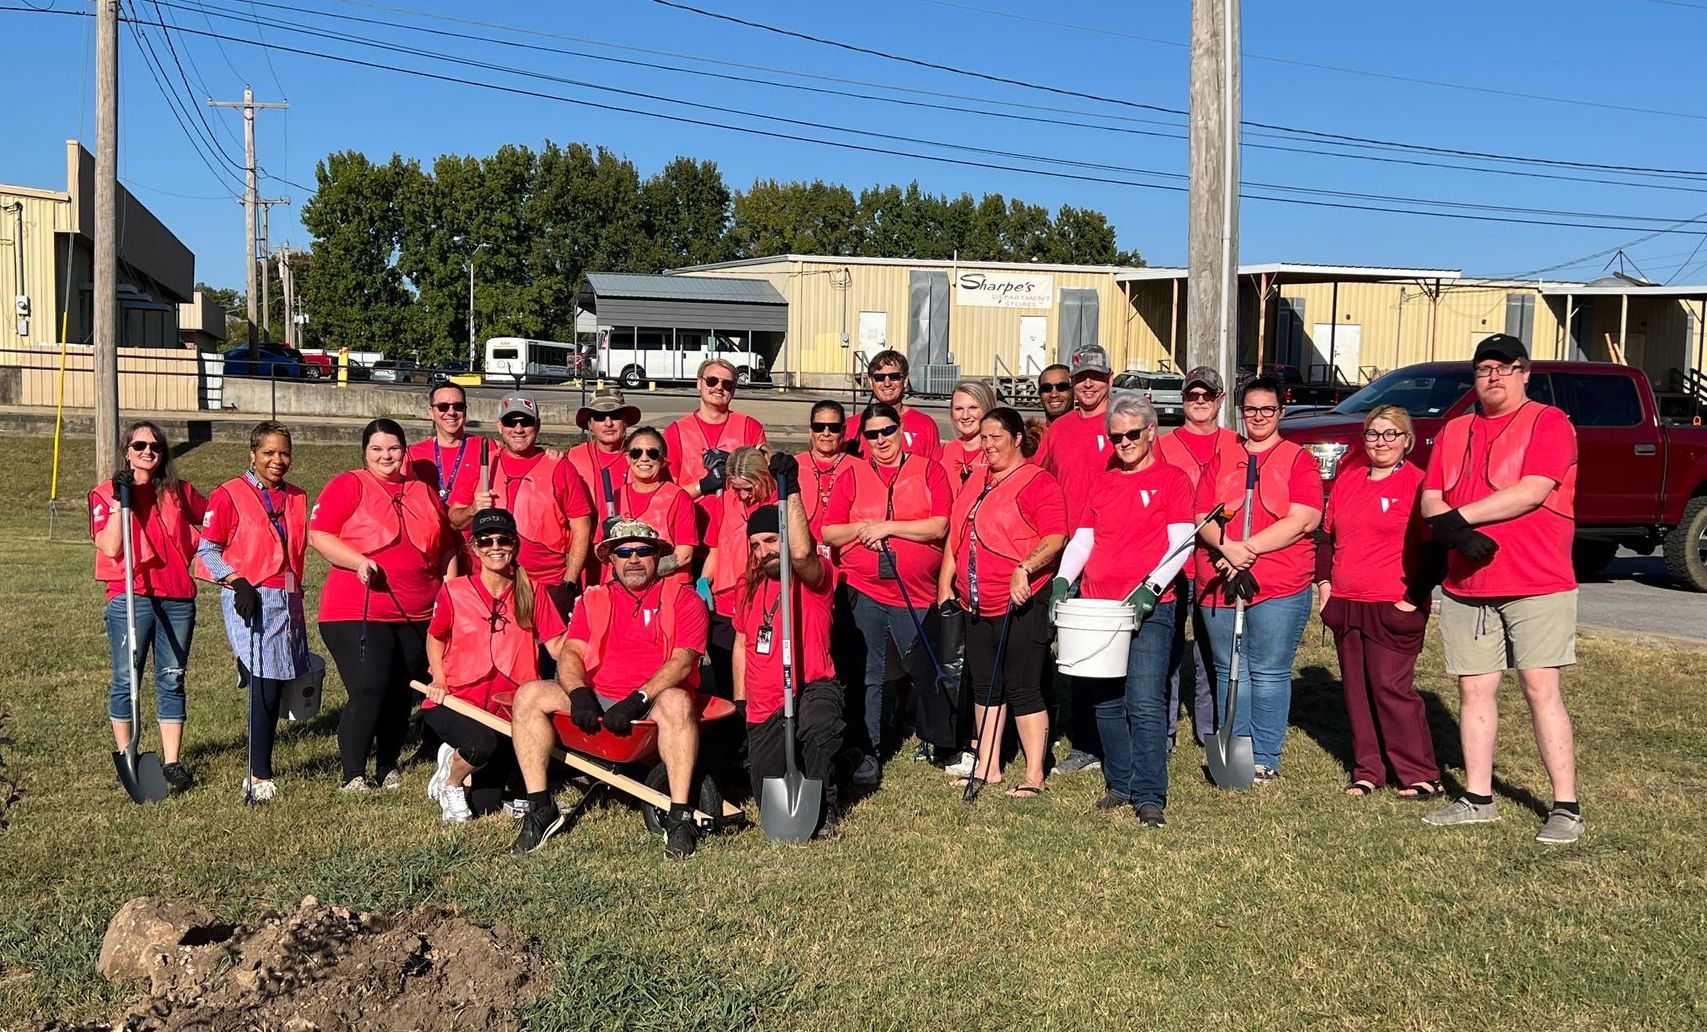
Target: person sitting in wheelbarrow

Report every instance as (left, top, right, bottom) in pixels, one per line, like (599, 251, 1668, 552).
(507, 519, 711, 858)
(735, 454, 846, 837)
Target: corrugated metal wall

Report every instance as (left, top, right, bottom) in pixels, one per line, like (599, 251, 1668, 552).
(0, 191, 70, 358)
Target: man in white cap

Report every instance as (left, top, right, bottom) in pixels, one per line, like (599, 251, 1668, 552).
(466, 393, 593, 604)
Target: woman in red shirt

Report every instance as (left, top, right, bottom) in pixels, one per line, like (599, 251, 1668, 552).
(423, 508, 568, 822)
(89, 421, 206, 793)
(1194, 378, 1324, 781)
(937, 408, 1067, 797)
(940, 380, 998, 494)
(702, 447, 777, 700)
(1316, 405, 1443, 799)
(587, 426, 695, 584)
(310, 418, 459, 792)
(824, 402, 953, 784)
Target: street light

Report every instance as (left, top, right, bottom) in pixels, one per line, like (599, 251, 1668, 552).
(453, 235, 489, 372)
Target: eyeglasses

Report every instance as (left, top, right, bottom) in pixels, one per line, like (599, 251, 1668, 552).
(1241, 405, 1281, 419)
(703, 375, 736, 391)
(862, 424, 900, 440)
(1474, 362, 1521, 379)
(1039, 382, 1072, 394)
(870, 371, 906, 383)
(1107, 428, 1149, 444)
(499, 416, 537, 428)
(1363, 429, 1407, 442)
(1183, 390, 1219, 403)
(612, 544, 658, 559)
(431, 402, 467, 413)
(473, 534, 517, 549)
(588, 411, 624, 423)
(628, 447, 663, 460)
(128, 440, 163, 453)
(810, 421, 844, 434)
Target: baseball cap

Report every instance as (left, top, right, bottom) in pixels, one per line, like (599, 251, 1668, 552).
(1472, 333, 1528, 366)
(470, 508, 518, 538)
(1070, 343, 1111, 377)
(498, 393, 540, 424)
(575, 386, 641, 429)
(594, 518, 673, 561)
(1182, 365, 1224, 395)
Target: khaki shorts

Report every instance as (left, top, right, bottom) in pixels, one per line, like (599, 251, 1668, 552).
(1439, 590, 1577, 676)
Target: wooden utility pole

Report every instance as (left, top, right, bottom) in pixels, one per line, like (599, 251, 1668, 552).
(1188, 0, 1241, 423)
(208, 88, 287, 349)
(93, 0, 120, 480)
(255, 197, 289, 339)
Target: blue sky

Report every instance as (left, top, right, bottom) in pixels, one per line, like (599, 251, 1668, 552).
(5, 0, 1707, 291)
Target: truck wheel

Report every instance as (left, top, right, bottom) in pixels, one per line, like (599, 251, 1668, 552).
(620, 365, 643, 390)
(735, 366, 752, 386)
(1662, 496, 1707, 592)
(1571, 540, 1620, 581)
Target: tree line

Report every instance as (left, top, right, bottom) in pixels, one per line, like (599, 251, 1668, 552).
(292, 141, 1142, 363)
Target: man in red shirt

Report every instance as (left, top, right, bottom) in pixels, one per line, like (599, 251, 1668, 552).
(467, 394, 593, 601)
(508, 519, 711, 858)
(665, 358, 768, 531)
(1420, 334, 1582, 844)
(846, 349, 942, 458)
(1037, 364, 1074, 424)
(733, 459, 845, 835)
(409, 382, 488, 533)
(1035, 342, 1117, 775)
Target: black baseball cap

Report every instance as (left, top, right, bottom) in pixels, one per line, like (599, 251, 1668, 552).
(470, 508, 518, 538)
(1472, 333, 1528, 366)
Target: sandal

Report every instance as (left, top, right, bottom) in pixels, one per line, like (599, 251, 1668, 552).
(1005, 783, 1048, 799)
(1343, 780, 1377, 797)
(951, 775, 996, 789)
(1397, 781, 1444, 801)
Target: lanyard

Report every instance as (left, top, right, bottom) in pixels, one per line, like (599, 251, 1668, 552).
(808, 455, 845, 519)
(757, 578, 785, 633)
(246, 470, 291, 553)
(870, 455, 908, 521)
(481, 579, 515, 634)
(434, 438, 469, 503)
(964, 475, 999, 607)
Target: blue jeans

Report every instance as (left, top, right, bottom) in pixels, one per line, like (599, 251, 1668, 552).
(1092, 600, 1177, 807)
(1198, 588, 1312, 772)
(104, 596, 196, 723)
(1168, 578, 1216, 744)
(849, 589, 921, 756)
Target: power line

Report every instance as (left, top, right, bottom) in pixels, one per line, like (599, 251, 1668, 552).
(120, 8, 243, 193)
(145, 0, 243, 162)
(151, 0, 241, 148)
(244, 0, 284, 94)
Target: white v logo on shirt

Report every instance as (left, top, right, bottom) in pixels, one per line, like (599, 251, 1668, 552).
(1140, 490, 1154, 507)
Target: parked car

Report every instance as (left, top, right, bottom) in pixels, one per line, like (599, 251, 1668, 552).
(1281, 361, 1707, 589)
(298, 351, 334, 380)
(221, 342, 306, 379)
(1113, 369, 1185, 424)
(1238, 362, 1360, 407)
(369, 358, 430, 385)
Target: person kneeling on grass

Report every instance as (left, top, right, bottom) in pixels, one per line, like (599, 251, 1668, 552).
(508, 519, 711, 858)
(421, 509, 569, 823)
(735, 454, 846, 837)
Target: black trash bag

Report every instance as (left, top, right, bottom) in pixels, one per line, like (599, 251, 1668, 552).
(908, 601, 967, 751)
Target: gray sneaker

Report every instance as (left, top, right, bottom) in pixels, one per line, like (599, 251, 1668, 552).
(1055, 749, 1101, 775)
(377, 768, 403, 791)
(1422, 796, 1500, 827)
(851, 755, 882, 785)
(1535, 808, 1584, 845)
(340, 776, 369, 793)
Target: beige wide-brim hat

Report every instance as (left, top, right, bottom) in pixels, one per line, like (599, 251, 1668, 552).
(576, 387, 641, 430)
(594, 518, 673, 562)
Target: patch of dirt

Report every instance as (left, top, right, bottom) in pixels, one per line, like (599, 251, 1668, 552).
(51, 895, 540, 1031)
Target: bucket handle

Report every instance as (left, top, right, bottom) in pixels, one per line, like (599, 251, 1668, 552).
(1058, 625, 1129, 672)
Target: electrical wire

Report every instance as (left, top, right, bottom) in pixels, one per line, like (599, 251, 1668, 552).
(119, 7, 243, 194)
(146, 0, 243, 162)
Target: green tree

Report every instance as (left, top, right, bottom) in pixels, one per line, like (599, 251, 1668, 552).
(730, 179, 860, 257)
(300, 151, 409, 353)
(640, 157, 732, 270)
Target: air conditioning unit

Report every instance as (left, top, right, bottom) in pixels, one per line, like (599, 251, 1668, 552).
(915, 363, 961, 398)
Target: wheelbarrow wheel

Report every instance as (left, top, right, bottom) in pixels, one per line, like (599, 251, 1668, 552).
(640, 763, 724, 836)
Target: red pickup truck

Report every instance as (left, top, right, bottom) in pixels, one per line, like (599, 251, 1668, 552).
(1279, 361, 1707, 591)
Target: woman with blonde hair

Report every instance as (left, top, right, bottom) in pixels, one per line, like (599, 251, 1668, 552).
(702, 445, 777, 700)
(941, 380, 1000, 491)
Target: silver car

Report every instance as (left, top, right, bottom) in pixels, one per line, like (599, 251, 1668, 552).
(1112, 369, 1185, 424)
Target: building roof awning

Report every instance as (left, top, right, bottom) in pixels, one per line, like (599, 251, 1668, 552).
(582, 272, 788, 333)
(1115, 263, 1462, 285)
(1537, 282, 1707, 299)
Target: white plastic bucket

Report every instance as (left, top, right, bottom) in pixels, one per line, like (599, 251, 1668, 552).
(1054, 598, 1136, 678)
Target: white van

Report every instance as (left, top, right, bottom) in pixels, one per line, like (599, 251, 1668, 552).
(596, 327, 766, 389)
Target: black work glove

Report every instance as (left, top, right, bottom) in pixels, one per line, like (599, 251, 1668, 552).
(1224, 568, 1261, 604)
(601, 690, 647, 736)
(733, 699, 748, 724)
(111, 467, 135, 496)
(229, 577, 262, 626)
(567, 686, 601, 734)
(547, 582, 581, 621)
(1427, 509, 1500, 562)
(768, 452, 800, 495)
(600, 515, 621, 539)
(698, 449, 730, 496)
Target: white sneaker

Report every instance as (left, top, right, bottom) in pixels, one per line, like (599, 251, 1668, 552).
(942, 752, 975, 777)
(851, 755, 882, 785)
(438, 782, 472, 823)
(340, 776, 369, 793)
(244, 777, 277, 803)
(426, 744, 454, 803)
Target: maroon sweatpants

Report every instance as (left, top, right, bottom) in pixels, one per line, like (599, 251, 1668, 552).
(1320, 597, 1440, 788)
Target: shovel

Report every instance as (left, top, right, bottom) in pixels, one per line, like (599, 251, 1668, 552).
(760, 476, 821, 841)
(112, 482, 169, 804)
(1205, 460, 1258, 791)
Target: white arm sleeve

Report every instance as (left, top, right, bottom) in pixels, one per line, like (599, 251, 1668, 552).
(1056, 527, 1095, 584)
(1144, 522, 1197, 588)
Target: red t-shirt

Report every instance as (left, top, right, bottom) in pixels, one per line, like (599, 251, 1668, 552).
(426, 577, 569, 707)
(567, 580, 710, 699)
(89, 482, 207, 600)
(200, 481, 293, 590)
(1169, 425, 1224, 469)
(954, 470, 1069, 617)
(311, 472, 457, 623)
(1036, 406, 1116, 528)
(1079, 461, 1196, 603)
(1422, 406, 1577, 598)
(1193, 445, 1325, 607)
(663, 413, 768, 483)
(847, 405, 943, 460)
(1323, 461, 1427, 603)
(734, 562, 836, 724)
(461, 450, 594, 583)
(940, 438, 990, 494)
(825, 459, 952, 607)
(407, 436, 490, 511)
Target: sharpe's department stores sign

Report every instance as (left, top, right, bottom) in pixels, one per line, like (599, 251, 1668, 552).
(953, 271, 1055, 309)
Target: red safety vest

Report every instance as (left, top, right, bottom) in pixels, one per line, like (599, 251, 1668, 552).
(338, 469, 444, 556)
(1214, 439, 1306, 520)
(940, 439, 989, 489)
(1157, 426, 1245, 494)
(711, 487, 772, 597)
(797, 450, 850, 531)
(491, 451, 576, 555)
(950, 463, 1047, 562)
(621, 481, 686, 535)
(193, 477, 307, 585)
(568, 442, 626, 514)
(845, 456, 943, 563)
(1433, 401, 1576, 519)
(577, 583, 700, 690)
(90, 480, 199, 583)
(671, 410, 758, 485)
(438, 576, 539, 704)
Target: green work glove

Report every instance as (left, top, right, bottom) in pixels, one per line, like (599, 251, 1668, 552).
(1049, 577, 1070, 618)
(1125, 582, 1161, 622)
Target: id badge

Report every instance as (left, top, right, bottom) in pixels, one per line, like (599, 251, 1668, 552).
(755, 625, 774, 655)
(284, 571, 297, 593)
(877, 550, 898, 581)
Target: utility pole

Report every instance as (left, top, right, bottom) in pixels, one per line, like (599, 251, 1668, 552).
(277, 242, 295, 347)
(93, 0, 119, 480)
(208, 87, 286, 349)
(1187, 0, 1241, 424)
(253, 197, 289, 339)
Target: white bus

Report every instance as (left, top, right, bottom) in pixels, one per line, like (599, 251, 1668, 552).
(595, 327, 766, 389)
(482, 337, 583, 385)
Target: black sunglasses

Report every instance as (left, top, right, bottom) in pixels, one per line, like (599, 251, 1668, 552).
(473, 533, 517, 549)
(811, 421, 844, 434)
(703, 375, 736, 391)
(613, 544, 659, 559)
(870, 371, 906, 383)
(588, 411, 624, 423)
(1107, 428, 1148, 444)
(1039, 382, 1072, 394)
(862, 424, 900, 441)
(628, 447, 663, 460)
(128, 440, 163, 453)
(432, 402, 467, 413)
(1183, 390, 1219, 403)
(499, 415, 537, 428)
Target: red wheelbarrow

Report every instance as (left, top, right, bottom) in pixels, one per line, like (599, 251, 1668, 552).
(411, 682, 744, 834)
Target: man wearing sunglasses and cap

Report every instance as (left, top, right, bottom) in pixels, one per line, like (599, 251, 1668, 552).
(845, 350, 942, 459)
(568, 386, 642, 531)
(508, 519, 711, 858)
(409, 382, 489, 534)
(665, 358, 767, 530)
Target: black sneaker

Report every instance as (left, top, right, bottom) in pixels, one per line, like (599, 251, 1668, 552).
(161, 763, 193, 792)
(1094, 791, 1129, 811)
(510, 802, 566, 854)
(664, 810, 699, 860)
(1135, 802, 1166, 828)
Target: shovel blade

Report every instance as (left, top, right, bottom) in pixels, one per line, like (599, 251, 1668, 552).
(759, 772, 823, 843)
(1204, 730, 1256, 791)
(114, 750, 170, 804)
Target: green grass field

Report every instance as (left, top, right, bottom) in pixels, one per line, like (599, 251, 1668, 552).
(1, 434, 1704, 1029)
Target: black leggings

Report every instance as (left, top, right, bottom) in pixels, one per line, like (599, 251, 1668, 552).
(240, 666, 283, 780)
(966, 595, 1051, 717)
(321, 620, 429, 782)
(422, 703, 504, 768)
